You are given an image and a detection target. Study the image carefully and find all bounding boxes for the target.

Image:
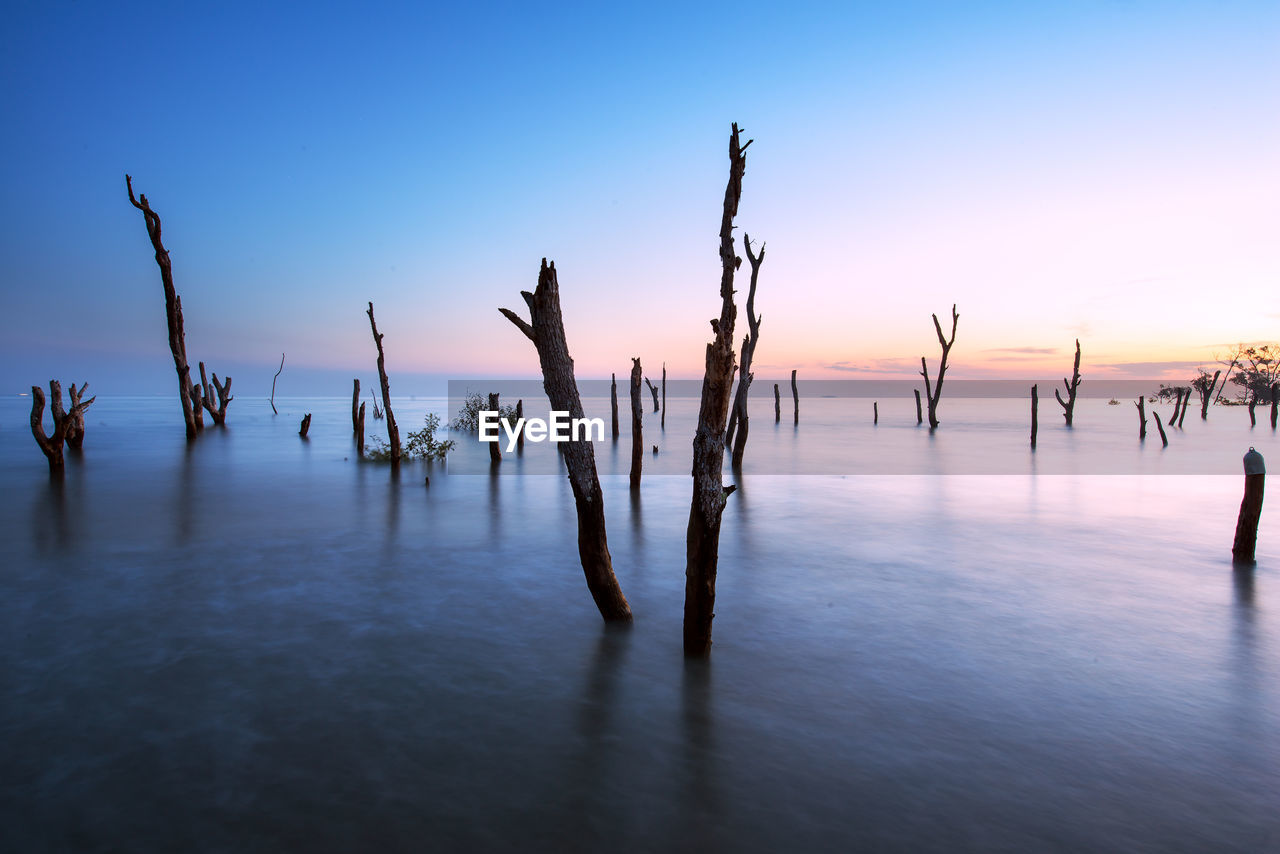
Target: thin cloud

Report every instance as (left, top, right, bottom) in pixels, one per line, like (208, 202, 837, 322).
(1093, 360, 1200, 377)
(980, 346, 1059, 356)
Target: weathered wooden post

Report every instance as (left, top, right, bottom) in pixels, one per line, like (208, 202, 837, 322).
(1031, 384, 1038, 449)
(919, 304, 959, 429)
(873, 401, 878, 425)
(1135, 396, 1147, 440)
(499, 258, 633, 622)
(661, 363, 666, 430)
(352, 379, 361, 434)
(774, 383, 780, 422)
(630, 358, 643, 489)
(488, 392, 501, 465)
(367, 301, 400, 468)
(1054, 339, 1082, 426)
(611, 373, 619, 439)
(299, 414, 311, 438)
(791, 369, 799, 425)
(1232, 448, 1265, 565)
(1152, 411, 1169, 447)
(914, 388, 923, 425)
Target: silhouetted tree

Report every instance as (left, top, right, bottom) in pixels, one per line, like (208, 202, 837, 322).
(500, 259, 633, 623)
(367, 301, 400, 468)
(726, 235, 765, 468)
(1054, 339, 1082, 426)
(30, 381, 95, 476)
(919, 304, 958, 429)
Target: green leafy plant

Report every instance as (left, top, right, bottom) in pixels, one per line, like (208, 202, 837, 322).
(366, 412, 455, 462)
(451, 390, 519, 433)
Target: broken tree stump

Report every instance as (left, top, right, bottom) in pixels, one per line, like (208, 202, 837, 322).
(915, 388, 923, 425)
(30, 381, 95, 476)
(488, 392, 502, 465)
(774, 383, 780, 423)
(1135, 396, 1147, 440)
(499, 258, 633, 622)
(792, 369, 799, 425)
(611, 373, 619, 440)
(1177, 388, 1190, 427)
(199, 361, 232, 426)
(126, 175, 198, 440)
(367, 301, 400, 467)
(299, 413, 311, 437)
(356, 402, 366, 457)
(645, 377, 660, 413)
(1152, 411, 1169, 447)
(64, 382, 90, 450)
(352, 379, 361, 434)
(1054, 339, 1082, 426)
(685, 122, 750, 658)
(1232, 448, 1265, 565)
(1031, 384, 1038, 449)
(1272, 383, 1278, 430)
(874, 401, 878, 425)
(919, 305, 959, 429)
(630, 358, 643, 489)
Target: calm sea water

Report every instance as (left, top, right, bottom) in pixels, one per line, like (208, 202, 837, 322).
(2, 394, 1277, 852)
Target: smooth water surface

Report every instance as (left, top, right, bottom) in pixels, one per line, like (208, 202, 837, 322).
(2, 395, 1277, 852)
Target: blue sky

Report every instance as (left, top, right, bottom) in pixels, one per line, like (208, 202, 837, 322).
(2, 1, 1276, 395)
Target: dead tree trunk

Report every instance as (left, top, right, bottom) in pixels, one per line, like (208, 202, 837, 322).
(1232, 449, 1265, 565)
(30, 381, 95, 475)
(515, 399, 524, 452)
(1031, 384, 1038, 449)
(488, 393, 502, 465)
(774, 383, 780, 422)
(1153, 411, 1169, 447)
(661, 363, 666, 430)
(499, 258, 633, 622)
(299, 414, 311, 437)
(366, 302, 400, 468)
(270, 353, 285, 415)
(791, 369, 799, 425)
(1054, 339, 1082, 426)
(729, 236, 765, 469)
(126, 175, 197, 440)
(645, 377, 660, 413)
(352, 379, 361, 434)
(65, 382, 90, 449)
(190, 382, 205, 431)
(356, 402, 366, 457)
(1135, 396, 1147, 440)
(915, 388, 923, 424)
(873, 401, 879, 425)
(1169, 388, 1184, 426)
(199, 361, 233, 426)
(1177, 389, 1190, 427)
(630, 358, 643, 489)
(1200, 370, 1221, 419)
(1271, 383, 1278, 430)
(611, 373, 619, 439)
(919, 305, 959, 429)
(371, 390, 383, 420)
(684, 122, 750, 658)
(1249, 394, 1258, 427)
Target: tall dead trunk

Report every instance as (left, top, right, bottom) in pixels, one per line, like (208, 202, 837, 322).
(488, 393, 502, 465)
(356, 402, 366, 457)
(1135, 396, 1147, 440)
(1200, 370, 1221, 419)
(729, 236, 765, 469)
(199, 361, 233, 426)
(919, 305, 959, 429)
(500, 258, 633, 622)
(684, 122, 751, 658)
(774, 383, 780, 423)
(1054, 339, 1082, 426)
(270, 353, 284, 415)
(611, 373, 620, 439)
(915, 388, 923, 425)
(645, 377, 660, 413)
(65, 382, 90, 449)
(352, 379, 362, 434)
(661, 363, 666, 430)
(630, 358, 643, 489)
(1031, 384, 1038, 449)
(791, 369, 799, 425)
(1177, 389, 1190, 427)
(1169, 388, 1184, 426)
(30, 381, 95, 475)
(366, 301, 400, 468)
(126, 175, 197, 440)
(190, 382, 205, 431)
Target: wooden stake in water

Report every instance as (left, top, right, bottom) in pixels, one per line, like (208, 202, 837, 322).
(1031, 384, 1038, 449)
(1232, 448, 1265, 565)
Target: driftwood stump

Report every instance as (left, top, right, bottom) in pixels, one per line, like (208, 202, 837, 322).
(126, 175, 198, 440)
(1271, 383, 1278, 430)
(919, 305, 958, 429)
(873, 401, 878, 425)
(30, 381, 95, 475)
(199, 361, 232, 426)
(915, 388, 923, 425)
(488, 393, 502, 464)
(1135, 396, 1147, 440)
(499, 258, 633, 622)
(1177, 388, 1190, 427)
(367, 302, 400, 467)
(774, 383, 781, 423)
(299, 414, 311, 438)
(356, 402, 366, 457)
(1054, 339, 1082, 426)
(645, 377, 660, 413)
(630, 358, 643, 489)
(1232, 448, 1265, 565)
(64, 382, 91, 449)
(352, 379, 361, 434)
(685, 122, 750, 658)
(1152, 411, 1169, 447)
(791, 369, 799, 425)
(611, 373, 619, 439)
(1031, 384, 1038, 449)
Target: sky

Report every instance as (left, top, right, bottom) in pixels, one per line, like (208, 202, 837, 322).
(1, 0, 1276, 396)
